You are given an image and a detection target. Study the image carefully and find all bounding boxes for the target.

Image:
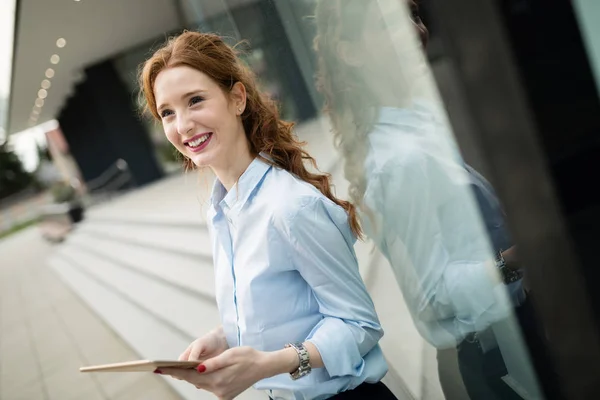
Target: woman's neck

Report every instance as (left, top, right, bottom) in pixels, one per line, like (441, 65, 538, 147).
(212, 144, 254, 192)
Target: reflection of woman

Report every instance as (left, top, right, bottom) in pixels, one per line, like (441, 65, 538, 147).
(139, 31, 396, 400)
(315, 1, 559, 399)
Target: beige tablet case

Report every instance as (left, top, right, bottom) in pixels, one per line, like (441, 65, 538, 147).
(80, 360, 201, 372)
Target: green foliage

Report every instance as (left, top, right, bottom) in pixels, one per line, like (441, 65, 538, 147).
(0, 143, 34, 200)
(50, 181, 76, 203)
(156, 141, 180, 164)
(0, 217, 39, 241)
(36, 143, 51, 163)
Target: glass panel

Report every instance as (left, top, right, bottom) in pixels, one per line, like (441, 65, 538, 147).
(285, 0, 552, 398)
(8, 1, 577, 399)
(105, 0, 560, 398)
(160, 0, 554, 398)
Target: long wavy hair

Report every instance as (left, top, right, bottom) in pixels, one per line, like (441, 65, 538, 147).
(314, 1, 378, 214)
(315, 1, 429, 216)
(140, 31, 362, 238)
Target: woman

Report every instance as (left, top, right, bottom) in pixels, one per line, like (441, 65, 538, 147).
(138, 31, 395, 400)
(314, 1, 560, 399)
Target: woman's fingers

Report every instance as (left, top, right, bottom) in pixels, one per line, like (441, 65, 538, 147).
(199, 352, 228, 374)
(178, 342, 194, 361)
(188, 340, 206, 360)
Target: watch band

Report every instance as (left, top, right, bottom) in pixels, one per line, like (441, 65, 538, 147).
(285, 342, 311, 380)
(496, 250, 523, 284)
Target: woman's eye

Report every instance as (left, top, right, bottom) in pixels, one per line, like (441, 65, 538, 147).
(160, 109, 173, 118)
(189, 96, 204, 106)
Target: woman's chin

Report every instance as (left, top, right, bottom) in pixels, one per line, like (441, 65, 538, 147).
(189, 153, 212, 169)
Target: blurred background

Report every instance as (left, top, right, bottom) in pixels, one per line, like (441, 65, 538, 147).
(2, 0, 600, 399)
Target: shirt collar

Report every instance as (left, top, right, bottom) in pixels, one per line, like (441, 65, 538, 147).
(210, 154, 272, 215)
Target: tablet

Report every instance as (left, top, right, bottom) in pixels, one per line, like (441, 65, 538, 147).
(80, 360, 201, 372)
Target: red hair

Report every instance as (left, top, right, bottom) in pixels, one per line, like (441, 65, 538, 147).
(140, 31, 362, 238)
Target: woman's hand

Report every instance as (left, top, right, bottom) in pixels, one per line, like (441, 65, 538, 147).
(160, 346, 300, 400)
(179, 326, 229, 361)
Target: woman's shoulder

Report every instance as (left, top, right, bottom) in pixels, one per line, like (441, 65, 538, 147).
(263, 167, 343, 225)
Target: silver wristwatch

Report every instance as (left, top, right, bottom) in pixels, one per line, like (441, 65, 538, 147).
(496, 250, 523, 284)
(285, 342, 311, 380)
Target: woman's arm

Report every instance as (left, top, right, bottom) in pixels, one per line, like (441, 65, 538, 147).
(261, 341, 324, 376)
(369, 159, 511, 340)
(282, 196, 384, 378)
(158, 343, 323, 400)
(501, 246, 519, 270)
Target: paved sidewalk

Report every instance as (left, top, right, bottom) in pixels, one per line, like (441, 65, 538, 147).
(0, 226, 181, 400)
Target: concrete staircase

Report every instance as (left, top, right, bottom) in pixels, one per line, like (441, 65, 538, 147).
(47, 119, 445, 400)
(47, 173, 265, 400)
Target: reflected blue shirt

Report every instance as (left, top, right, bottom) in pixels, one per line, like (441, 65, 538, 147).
(361, 103, 523, 349)
(207, 157, 387, 400)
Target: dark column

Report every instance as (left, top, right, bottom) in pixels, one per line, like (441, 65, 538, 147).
(83, 60, 163, 186)
(58, 59, 163, 188)
(58, 84, 118, 183)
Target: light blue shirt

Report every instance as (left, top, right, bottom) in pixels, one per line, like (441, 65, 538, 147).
(361, 103, 517, 349)
(207, 156, 388, 400)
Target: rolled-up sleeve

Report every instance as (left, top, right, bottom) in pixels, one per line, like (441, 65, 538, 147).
(284, 197, 384, 378)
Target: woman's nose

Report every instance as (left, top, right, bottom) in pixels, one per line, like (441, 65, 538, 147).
(177, 115, 194, 136)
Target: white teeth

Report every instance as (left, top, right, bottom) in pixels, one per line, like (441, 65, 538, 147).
(188, 134, 209, 147)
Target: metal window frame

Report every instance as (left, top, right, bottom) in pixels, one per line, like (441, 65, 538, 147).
(427, 0, 600, 398)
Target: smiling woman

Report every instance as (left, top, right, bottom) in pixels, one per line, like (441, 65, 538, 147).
(138, 31, 395, 400)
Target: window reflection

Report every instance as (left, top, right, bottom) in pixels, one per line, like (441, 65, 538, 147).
(314, 0, 556, 399)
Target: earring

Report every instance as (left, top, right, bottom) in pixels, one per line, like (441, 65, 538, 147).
(238, 108, 242, 114)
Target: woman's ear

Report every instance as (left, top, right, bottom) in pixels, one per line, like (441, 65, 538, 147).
(337, 40, 365, 68)
(230, 82, 247, 114)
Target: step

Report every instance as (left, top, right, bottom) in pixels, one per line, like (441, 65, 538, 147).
(67, 233, 216, 301)
(47, 255, 200, 400)
(74, 219, 212, 261)
(49, 255, 264, 400)
(85, 174, 213, 221)
(86, 212, 208, 228)
(55, 245, 219, 338)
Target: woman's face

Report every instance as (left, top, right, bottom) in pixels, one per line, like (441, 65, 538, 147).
(154, 66, 247, 170)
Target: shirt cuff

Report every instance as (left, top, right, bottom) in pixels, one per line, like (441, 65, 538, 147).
(305, 317, 365, 378)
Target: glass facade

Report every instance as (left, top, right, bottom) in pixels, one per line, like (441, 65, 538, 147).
(105, 0, 600, 398)
(13, 0, 600, 398)
(126, 0, 552, 398)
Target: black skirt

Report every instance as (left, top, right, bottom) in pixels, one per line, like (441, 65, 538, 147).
(269, 381, 397, 400)
(329, 381, 397, 399)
